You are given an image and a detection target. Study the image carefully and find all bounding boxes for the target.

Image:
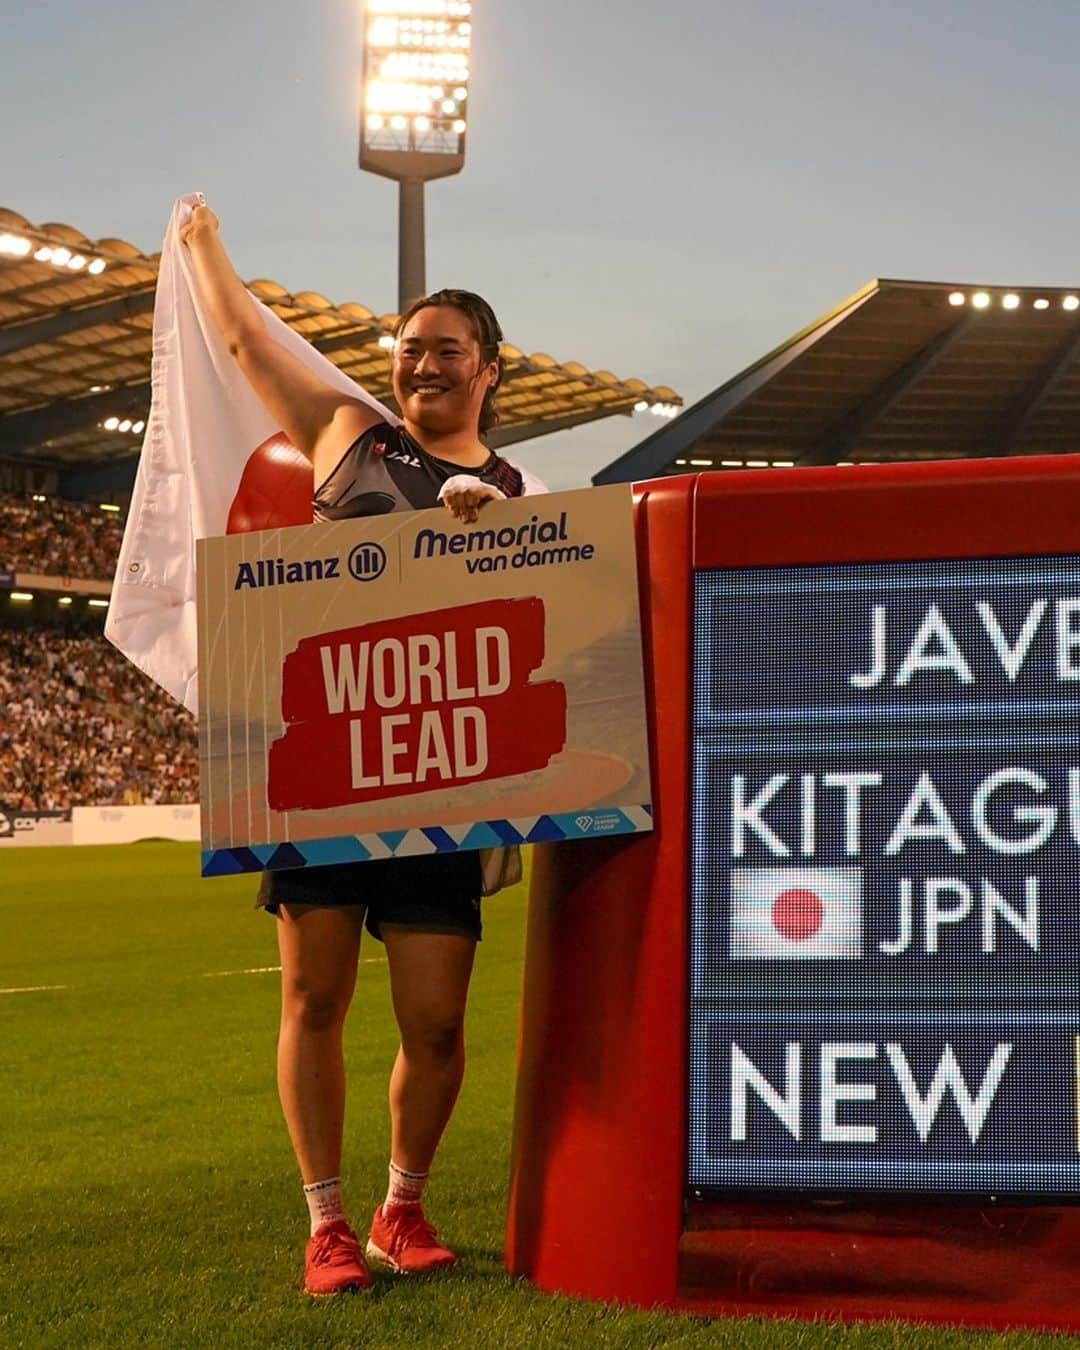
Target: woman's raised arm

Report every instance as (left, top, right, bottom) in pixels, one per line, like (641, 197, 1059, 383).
(180, 205, 380, 465)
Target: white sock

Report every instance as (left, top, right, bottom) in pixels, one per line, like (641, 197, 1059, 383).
(304, 1177, 347, 1234)
(385, 1160, 428, 1211)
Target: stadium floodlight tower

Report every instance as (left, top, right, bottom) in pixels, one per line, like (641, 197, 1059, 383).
(360, 0, 472, 312)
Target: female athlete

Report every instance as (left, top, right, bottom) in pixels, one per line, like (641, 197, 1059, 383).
(182, 204, 544, 1296)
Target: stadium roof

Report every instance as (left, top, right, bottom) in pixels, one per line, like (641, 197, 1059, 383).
(0, 206, 680, 471)
(593, 278, 1080, 484)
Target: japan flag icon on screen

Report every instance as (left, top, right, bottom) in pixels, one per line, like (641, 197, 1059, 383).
(728, 867, 862, 959)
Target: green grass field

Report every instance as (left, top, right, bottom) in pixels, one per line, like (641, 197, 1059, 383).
(0, 844, 1074, 1348)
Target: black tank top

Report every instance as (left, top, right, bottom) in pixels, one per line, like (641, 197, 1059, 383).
(314, 423, 524, 522)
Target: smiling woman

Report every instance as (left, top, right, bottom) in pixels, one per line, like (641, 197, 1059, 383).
(394, 288, 503, 440)
(179, 202, 548, 1298)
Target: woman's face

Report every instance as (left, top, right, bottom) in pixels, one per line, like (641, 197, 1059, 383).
(392, 305, 498, 436)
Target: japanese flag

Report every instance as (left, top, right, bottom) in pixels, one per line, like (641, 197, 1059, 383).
(728, 867, 862, 959)
(105, 195, 545, 716)
(105, 195, 396, 715)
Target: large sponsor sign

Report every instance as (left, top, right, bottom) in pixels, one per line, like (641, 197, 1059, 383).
(197, 485, 652, 875)
(689, 556, 1080, 1195)
(0, 809, 73, 847)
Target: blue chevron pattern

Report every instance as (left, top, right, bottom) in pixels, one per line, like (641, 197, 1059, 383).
(201, 804, 654, 876)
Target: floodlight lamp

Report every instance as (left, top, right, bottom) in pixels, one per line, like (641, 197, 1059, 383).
(10, 592, 33, 603)
(1002, 293, 1020, 309)
(361, 0, 470, 180)
(948, 291, 965, 306)
(378, 334, 396, 349)
(51, 246, 71, 266)
(1064, 295, 1080, 311)
(972, 291, 991, 309)
(34, 246, 52, 262)
(0, 232, 32, 256)
(1034, 298, 1050, 310)
(369, 1, 461, 13)
(67, 254, 87, 270)
(58, 596, 73, 606)
(88, 258, 107, 275)
(368, 16, 399, 45)
(132, 420, 146, 434)
(634, 400, 649, 412)
(103, 416, 120, 431)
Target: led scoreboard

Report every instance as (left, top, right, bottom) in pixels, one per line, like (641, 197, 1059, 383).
(690, 556, 1080, 1195)
(508, 460, 1080, 1327)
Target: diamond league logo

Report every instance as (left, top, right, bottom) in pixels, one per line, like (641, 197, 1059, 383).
(348, 540, 387, 581)
(575, 815, 593, 831)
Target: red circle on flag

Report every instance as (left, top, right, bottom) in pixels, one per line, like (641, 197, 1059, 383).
(772, 887, 824, 941)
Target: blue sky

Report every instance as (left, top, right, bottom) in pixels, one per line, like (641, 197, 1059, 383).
(5, 1, 1080, 488)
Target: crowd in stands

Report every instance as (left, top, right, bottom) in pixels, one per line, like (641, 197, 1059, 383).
(0, 492, 200, 811)
(0, 629, 198, 812)
(0, 492, 125, 579)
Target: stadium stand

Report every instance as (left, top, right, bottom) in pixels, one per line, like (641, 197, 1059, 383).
(0, 492, 125, 577)
(1, 493, 198, 810)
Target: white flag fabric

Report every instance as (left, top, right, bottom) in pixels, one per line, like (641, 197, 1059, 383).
(728, 866, 863, 959)
(106, 194, 545, 715)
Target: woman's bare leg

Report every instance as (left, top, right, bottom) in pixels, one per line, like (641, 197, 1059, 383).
(381, 927, 477, 1174)
(276, 902, 365, 1183)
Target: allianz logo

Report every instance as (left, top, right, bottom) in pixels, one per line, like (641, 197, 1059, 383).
(233, 542, 388, 590)
(235, 557, 342, 591)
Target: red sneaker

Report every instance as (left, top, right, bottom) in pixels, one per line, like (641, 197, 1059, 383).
(304, 1219, 373, 1296)
(366, 1203, 457, 1274)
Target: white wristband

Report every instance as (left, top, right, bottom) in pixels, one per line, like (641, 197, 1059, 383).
(438, 475, 506, 503)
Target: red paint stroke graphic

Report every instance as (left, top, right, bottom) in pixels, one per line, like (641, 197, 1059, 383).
(268, 598, 566, 811)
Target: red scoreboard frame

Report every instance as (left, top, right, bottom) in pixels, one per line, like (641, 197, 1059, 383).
(505, 458, 1080, 1330)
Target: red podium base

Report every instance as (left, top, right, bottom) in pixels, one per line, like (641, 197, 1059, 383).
(680, 1198, 1080, 1330)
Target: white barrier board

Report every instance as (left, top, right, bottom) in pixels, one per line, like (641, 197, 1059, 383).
(71, 804, 201, 846)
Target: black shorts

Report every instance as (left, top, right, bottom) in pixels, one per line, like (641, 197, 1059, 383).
(256, 851, 483, 942)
